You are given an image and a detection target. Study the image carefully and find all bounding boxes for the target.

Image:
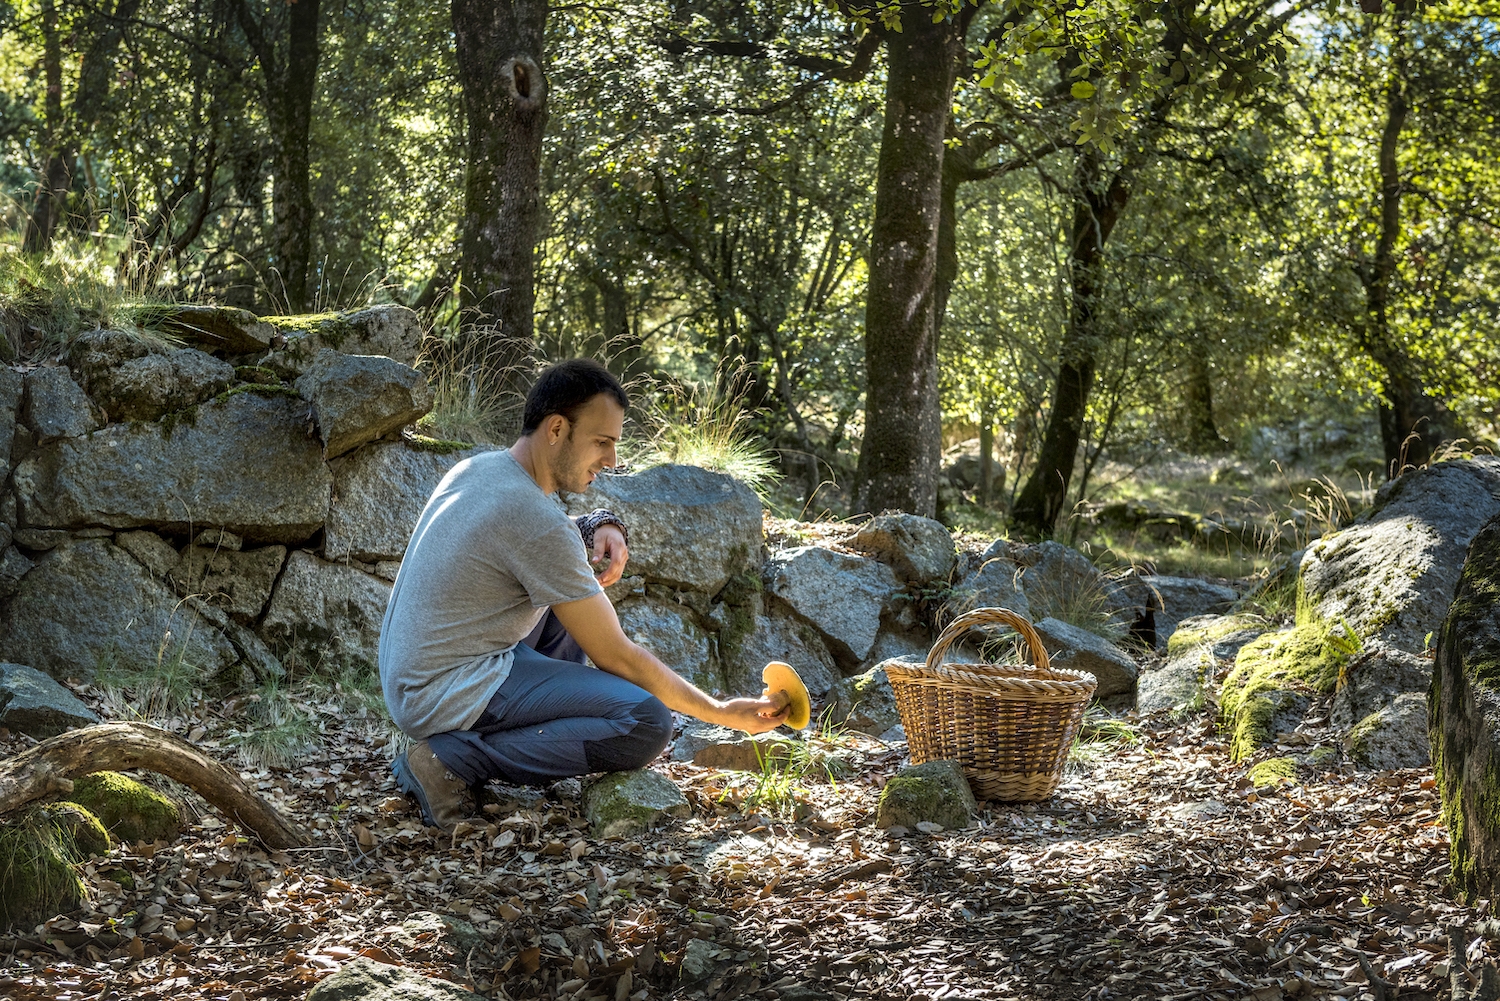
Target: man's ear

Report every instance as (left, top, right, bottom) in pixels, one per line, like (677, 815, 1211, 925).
(546, 413, 568, 445)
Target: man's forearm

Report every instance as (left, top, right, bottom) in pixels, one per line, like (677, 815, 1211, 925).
(596, 639, 729, 725)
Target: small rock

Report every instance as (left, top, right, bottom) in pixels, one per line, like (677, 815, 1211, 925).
(1136, 649, 1212, 714)
(193, 528, 244, 551)
(12, 528, 69, 550)
(72, 335, 234, 422)
(306, 957, 486, 1001)
(581, 769, 690, 838)
(1329, 648, 1431, 730)
(260, 306, 424, 375)
(0, 662, 100, 737)
(828, 661, 905, 736)
(0, 366, 23, 483)
(847, 514, 956, 586)
(548, 777, 582, 802)
(947, 554, 1031, 621)
(159, 305, 277, 354)
(875, 760, 976, 831)
(66, 772, 182, 843)
(1345, 693, 1431, 770)
(22, 366, 99, 440)
(765, 546, 901, 666)
(295, 349, 434, 458)
(878, 724, 906, 743)
(1032, 617, 1138, 697)
(671, 721, 794, 770)
(170, 543, 287, 623)
(0, 546, 32, 599)
(914, 821, 944, 834)
(115, 530, 180, 577)
(680, 938, 719, 983)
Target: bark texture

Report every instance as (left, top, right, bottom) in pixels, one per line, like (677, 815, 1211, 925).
(453, 0, 549, 435)
(0, 722, 308, 849)
(1011, 150, 1129, 535)
(856, 15, 970, 518)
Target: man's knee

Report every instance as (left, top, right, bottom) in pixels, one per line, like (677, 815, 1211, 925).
(585, 696, 672, 772)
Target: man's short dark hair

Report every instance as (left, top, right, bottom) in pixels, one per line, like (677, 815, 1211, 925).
(522, 359, 629, 435)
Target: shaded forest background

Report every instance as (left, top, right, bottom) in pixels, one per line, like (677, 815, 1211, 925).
(2, 0, 1498, 539)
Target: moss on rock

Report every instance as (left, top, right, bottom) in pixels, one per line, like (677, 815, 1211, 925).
(875, 760, 976, 830)
(581, 770, 690, 838)
(1429, 516, 1500, 900)
(0, 802, 110, 929)
(404, 434, 474, 454)
(1165, 614, 1267, 659)
(1220, 585, 1353, 762)
(1246, 756, 1298, 788)
(66, 772, 181, 844)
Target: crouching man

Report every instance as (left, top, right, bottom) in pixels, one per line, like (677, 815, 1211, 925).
(379, 359, 786, 831)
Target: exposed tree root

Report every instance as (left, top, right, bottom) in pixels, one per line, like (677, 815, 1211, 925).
(0, 722, 307, 849)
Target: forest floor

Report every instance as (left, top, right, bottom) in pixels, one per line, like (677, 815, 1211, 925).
(0, 688, 1483, 1001)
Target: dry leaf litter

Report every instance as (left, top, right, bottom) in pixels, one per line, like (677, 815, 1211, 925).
(0, 681, 1484, 1001)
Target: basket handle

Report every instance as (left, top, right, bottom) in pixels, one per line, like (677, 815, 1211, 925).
(926, 607, 1050, 673)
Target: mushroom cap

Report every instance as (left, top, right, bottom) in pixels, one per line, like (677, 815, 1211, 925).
(761, 661, 811, 730)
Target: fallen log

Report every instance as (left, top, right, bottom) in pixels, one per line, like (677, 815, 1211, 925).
(0, 722, 308, 849)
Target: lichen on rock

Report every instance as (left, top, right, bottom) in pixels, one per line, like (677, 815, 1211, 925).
(1430, 513, 1500, 900)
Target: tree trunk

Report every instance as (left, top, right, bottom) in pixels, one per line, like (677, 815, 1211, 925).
(1362, 19, 1447, 475)
(234, 0, 323, 313)
(0, 722, 308, 849)
(856, 15, 969, 518)
(273, 0, 321, 312)
(452, 0, 549, 434)
(23, 0, 70, 253)
(979, 412, 996, 506)
(1011, 150, 1129, 536)
(1182, 339, 1227, 453)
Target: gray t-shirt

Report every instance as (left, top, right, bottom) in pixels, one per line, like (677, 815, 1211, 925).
(379, 449, 602, 739)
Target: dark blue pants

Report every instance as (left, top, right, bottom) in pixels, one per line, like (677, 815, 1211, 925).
(426, 612, 673, 786)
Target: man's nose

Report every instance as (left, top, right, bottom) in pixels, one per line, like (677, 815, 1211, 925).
(605, 442, 618, 467)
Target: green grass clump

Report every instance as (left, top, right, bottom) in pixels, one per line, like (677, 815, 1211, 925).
(94, 642, 204, 718)
(0, 803, 110, 929)
(1247, 756, 1298, 788)
(225, 677, 319, 770)
(635, 378, 779, 497)
(0, 244, 182, 360)
(404, 433, 475, 454)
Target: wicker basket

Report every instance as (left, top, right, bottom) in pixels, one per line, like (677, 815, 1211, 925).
(886, 607, 1097, 802)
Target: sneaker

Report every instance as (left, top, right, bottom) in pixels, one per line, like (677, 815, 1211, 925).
(392, 739, 473, 832)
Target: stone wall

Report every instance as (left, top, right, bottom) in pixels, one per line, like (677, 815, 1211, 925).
(0, 305, 1163, 716)
(0, 305, 453, 690)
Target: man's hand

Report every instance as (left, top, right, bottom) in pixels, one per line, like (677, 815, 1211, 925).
(591, 524, 629, 587)
(716, 696, 789, 735)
